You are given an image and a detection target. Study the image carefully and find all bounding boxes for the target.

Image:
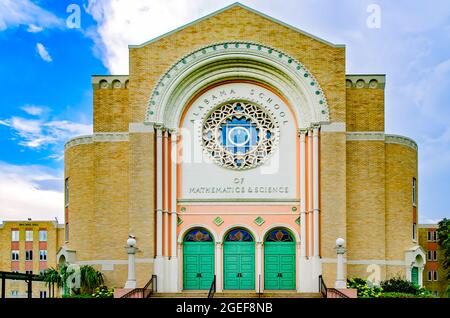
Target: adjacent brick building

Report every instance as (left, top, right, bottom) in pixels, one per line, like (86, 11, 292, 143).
(419, 224, 448, 297)
(0, 220, 64, 298)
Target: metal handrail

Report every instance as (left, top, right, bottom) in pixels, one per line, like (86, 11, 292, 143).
(319, 275, 327, 298)
(327, 288, 350, 298)
(318, 275, 349, 298)
(207, 275, 216, 298)
(121, 275, 157, 298)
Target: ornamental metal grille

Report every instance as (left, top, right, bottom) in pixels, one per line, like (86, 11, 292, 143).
(202, 101, 279, 170)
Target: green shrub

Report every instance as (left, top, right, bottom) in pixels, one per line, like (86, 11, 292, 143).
(380, 277, 421, 295)
(92, 285, 114, 298)
(62, 294, 93, 298)
(379, 292, 436, 298)
(347, 278, 382, 298)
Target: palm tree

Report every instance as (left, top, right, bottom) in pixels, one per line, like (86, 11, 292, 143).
(79, 265, 104, 294)
(41, 267, 63, 297)
(41, 264, 104, 297)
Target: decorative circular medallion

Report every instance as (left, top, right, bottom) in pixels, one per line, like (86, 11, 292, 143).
(202, 100, 279, 170)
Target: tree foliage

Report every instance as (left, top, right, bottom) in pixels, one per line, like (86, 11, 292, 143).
(41, 264, 105, 296)
(437, 218, 450, 280)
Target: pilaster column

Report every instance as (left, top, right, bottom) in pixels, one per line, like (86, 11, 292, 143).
(124, 237, 138, 289)
(335, 238, 347, 289)
(155, 126, 163, 258)
(215, 242, 223, 292)
(256, 242, 263, 293)
(312, 124, 320, 257)
(163, 129, 169, 258)
(298, 129, 308, 258)
(307, 129, 314, 256)
(170, 130, 178, 258)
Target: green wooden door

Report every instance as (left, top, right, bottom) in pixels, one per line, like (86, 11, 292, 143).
(264, 242, 296, 290)
(183, 242, 214, 290)
(411, 267, 419, 286)
(224, 242, 255, 290)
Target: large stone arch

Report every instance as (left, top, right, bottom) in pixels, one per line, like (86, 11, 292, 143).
(145, 41, 330, 129)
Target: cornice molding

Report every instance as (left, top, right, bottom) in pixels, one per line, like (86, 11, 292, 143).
(346, 132, 418, 151)
(64, 135, 93, 150)
(346, 74, 385, 90)
(385, 134, 418, 151)
(346, 132, 385, 141)
(92, 75, 129, 90)
(65, 133, 129, 151)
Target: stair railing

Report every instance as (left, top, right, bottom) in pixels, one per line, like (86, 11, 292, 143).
(207, 275, 216, 298)
(121, 275, 157, 298)
(318, 275, 349, 298)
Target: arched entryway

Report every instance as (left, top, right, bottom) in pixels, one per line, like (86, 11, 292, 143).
(264, 228, 296, 290)
(223, 228, 255, 290)
(183, 228, 215, 290)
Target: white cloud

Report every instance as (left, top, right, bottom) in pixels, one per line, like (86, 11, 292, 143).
(36, 42, 52, 62)
(21, 105, 47, 116)
(419, 217, 444, 225)
(0, 162, 63, 222)
(27, 24, 43, 33)
(0, 0, 62, 32)
(85, 0, 232, 73)
(1, 115, 92, 149)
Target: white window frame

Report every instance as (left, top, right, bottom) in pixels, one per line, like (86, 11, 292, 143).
(412, 223, 417, 241)
(39, 250, 47, 261)
(433, 271, 438, 281)
(40, 291, 47, 298)
(433, 231, 438, 242)
(39, 230, 47, 242)
(25, 250, 33, 261)
(11, 230, 19, 242)
(64, 178, 69, 207)
(11, 250, 19, 261)
(427, 271, 433, 281)
(433, 250, 438, 261)
(427, 231, 432, 241)
(412, 177, 417, 206)
(25, 230, 33, 242)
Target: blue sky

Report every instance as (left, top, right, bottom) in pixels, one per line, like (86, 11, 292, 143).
(0, 0, 449, 223)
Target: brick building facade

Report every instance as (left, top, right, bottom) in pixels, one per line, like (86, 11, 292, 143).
(58, 3, 424, 294)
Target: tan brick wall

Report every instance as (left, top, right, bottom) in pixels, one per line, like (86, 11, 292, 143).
(128, 5, 346, 125)
(93, 88, 129, 132)
(320, 132, 347, 260)
(65, 143, 94, 260)
(346, 88, 385, 132)
(128, 133, 155, 260)
(346, 141, 386, 260)
(92, 142, 130, 260)
(385, 143, 417, 261)
(347, 264, 387, 282)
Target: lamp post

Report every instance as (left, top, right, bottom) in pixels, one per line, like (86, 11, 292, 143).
(335, 238, 347, 289)
(124, 236, 138, 289)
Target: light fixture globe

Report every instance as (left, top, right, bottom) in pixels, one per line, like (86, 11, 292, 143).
(336, 238, 345, 247)
(127, 237, 137, 247)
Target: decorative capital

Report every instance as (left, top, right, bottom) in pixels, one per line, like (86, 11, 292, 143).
(312, 123, 321, 135)
(298, 128, 308, 137)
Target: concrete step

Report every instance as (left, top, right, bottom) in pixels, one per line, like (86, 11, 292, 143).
(151, 292, 322, 298)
